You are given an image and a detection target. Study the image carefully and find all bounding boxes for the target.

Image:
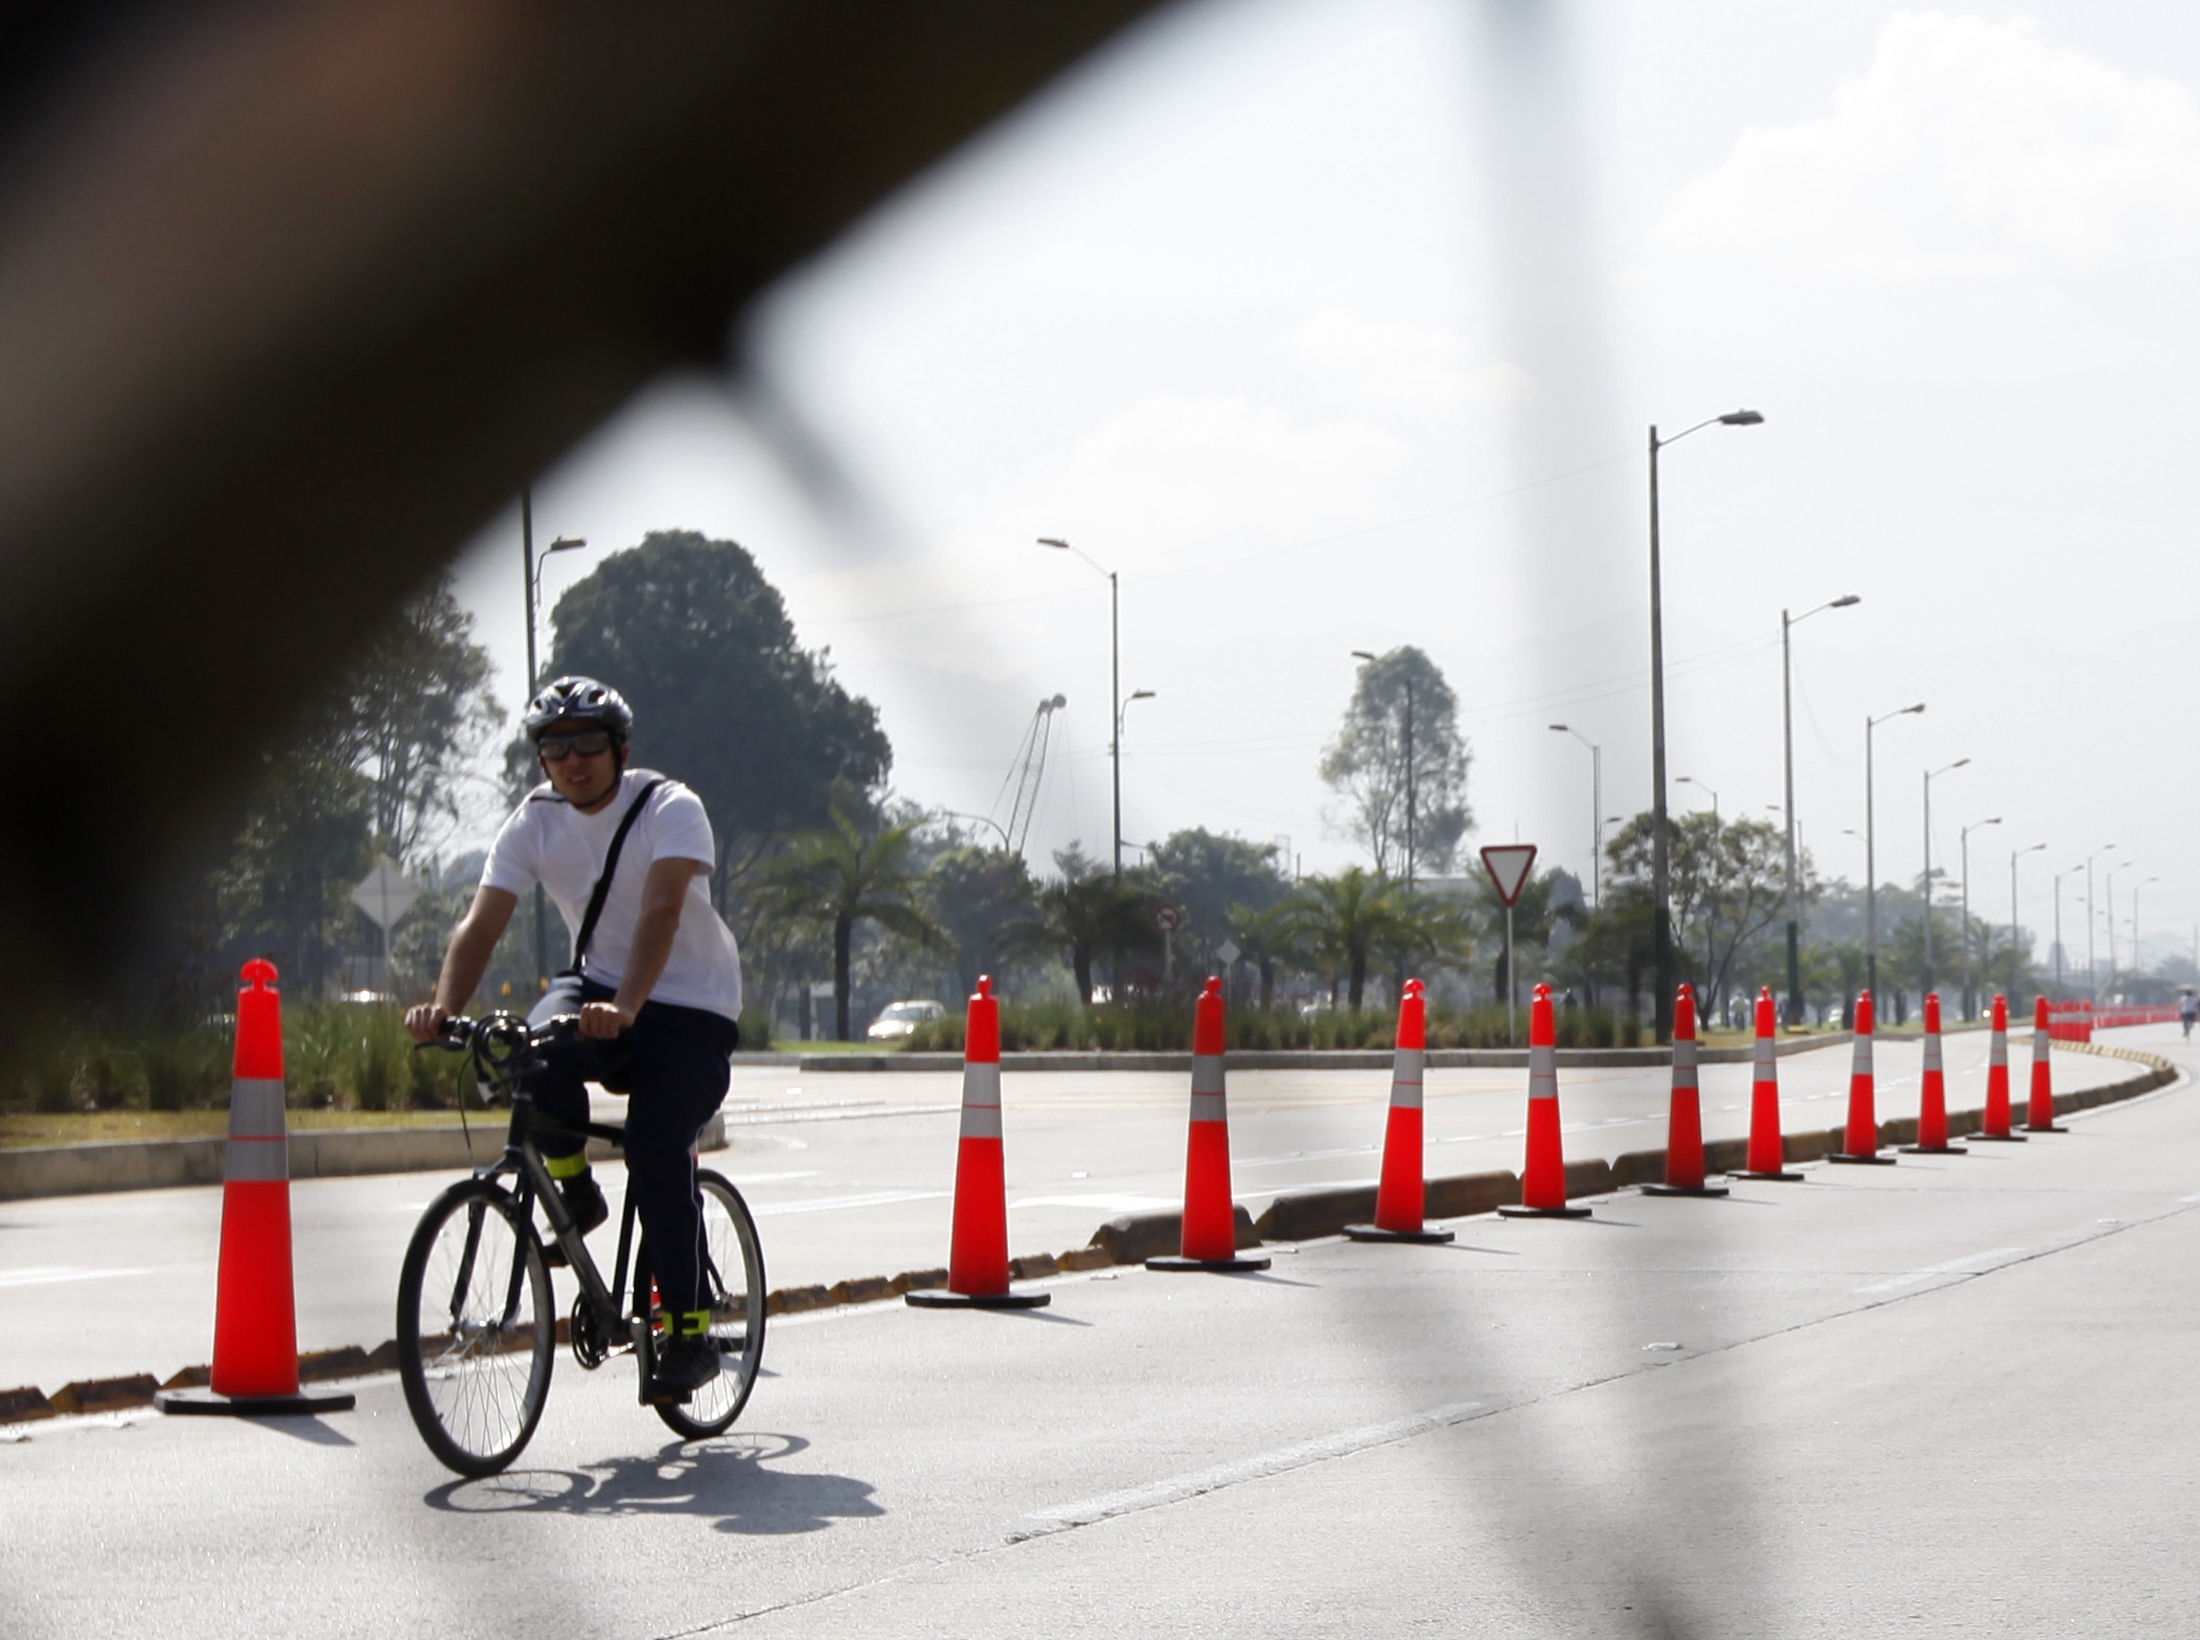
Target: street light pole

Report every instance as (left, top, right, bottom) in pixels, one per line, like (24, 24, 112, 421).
(2084, 844, 2117, 998)
(1676, 776, 1719, 821)
(1781, 595, 1861, 1026)
(1648, 408, 1764, 1042)
(2104, 861, 2130, 995)
(1958, 816, 2000, 1018)
(519, 487, 587, 990)
(1865, 703, 1926, 1000)
(2009, 841, 2044, 1008)
(1549, 724, 1601, 910)
(1040, 538, 1125, 875)
(1921, 757, 1970, 997)
(2053, 863, 2083, 993)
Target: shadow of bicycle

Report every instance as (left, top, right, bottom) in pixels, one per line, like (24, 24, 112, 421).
(425, 1433, 881, 1534)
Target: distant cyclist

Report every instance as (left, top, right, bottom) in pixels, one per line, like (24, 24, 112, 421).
(405, 677, 743, 1402)
(2181, 991, 2196, 1040)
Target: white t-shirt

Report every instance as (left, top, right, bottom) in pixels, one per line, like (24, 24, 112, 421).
(482, 767, 743, 1020)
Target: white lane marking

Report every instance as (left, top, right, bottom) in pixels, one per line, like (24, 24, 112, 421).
(0, 1266, 153, 1289)
(1011, 1194, 1175, 1213)
(2179, 1193, 2200, 1204)
(1239, 1145, 1376, 1168)
(719, 1103, 958, 1128)
(1856, 1247, 2027, 1295)
(750, 1190, 948, 1217)
(1007, 1400, 1485, 1543)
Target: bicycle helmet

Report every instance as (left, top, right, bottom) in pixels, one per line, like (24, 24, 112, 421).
(525, 676, 634, 744)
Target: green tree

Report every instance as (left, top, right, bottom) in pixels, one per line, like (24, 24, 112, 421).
(542, 532, 892, 906)
(925, 844, 1044, 998)
(1319, 647, 1471, 876)
(1038, 844, 1161, 1005)
(316, 571, 497, 861)
(1606, 811, 1803, 1018)
(753, 799, 947, 1039)
(1148, 828, 1292, 977)
(215, 741, 374, 997)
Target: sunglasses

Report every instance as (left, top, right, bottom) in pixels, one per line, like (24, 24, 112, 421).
(538, 730, 614, 762)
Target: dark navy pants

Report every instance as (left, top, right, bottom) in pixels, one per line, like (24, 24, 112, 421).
(524, 976, 739, 1315)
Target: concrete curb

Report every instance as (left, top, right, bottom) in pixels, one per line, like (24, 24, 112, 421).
(0, 1112, 729, 1203)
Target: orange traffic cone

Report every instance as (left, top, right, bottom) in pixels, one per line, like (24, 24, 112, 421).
(1347, 979, 1455, 1243)
(1498, 984, 1592, 1218)
(158, 961, 353, 1416)
(1644, 985, 1728, 1196)
(909, 976, 1050, 1310)
(2025, 995, 2066, 1132)
(1827, 988, 1895, 1165)
(1971, 994, 2025, 1142)
(1733, 987, 1802, 1180)
(1149, 977, 1270, 1272)
(1900, 993, 1967, 1154)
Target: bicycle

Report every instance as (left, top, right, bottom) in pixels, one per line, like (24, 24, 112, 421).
(395, 1012, 767, 1477)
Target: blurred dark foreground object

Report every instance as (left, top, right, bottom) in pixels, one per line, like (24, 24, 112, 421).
(0, 0, 1162, 1010)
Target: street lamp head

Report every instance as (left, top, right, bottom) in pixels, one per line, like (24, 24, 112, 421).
(1130, 689, 1156, 703)
(1352, 650, 1378, 663)
(1036, 537, 1069, 550)
(1831, 594, 1861, 608)
(1953, 757, 1971, 770)
(1982, 816, 2003, 827)
(546, 535, 586, 554)
(1719, 409, 1765, 426)
(1904, 703, 1926, 716)
(1548, 722, 1569, 732)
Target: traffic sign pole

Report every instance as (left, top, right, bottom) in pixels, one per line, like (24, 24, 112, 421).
(1479, 846, 1540, 1050)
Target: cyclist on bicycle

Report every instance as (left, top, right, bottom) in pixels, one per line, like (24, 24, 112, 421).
(405, 676, 743, 1402)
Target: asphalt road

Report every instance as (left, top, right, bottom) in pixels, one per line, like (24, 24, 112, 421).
(0, 1030, 2140, 1394)
(2, 1025, 2192, 1638)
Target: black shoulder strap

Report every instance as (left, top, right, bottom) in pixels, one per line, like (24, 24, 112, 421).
(568, 778, 666, 973)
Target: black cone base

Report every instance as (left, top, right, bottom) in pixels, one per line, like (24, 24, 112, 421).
(156, 1388, 356, 1417)
(905, 1288, 1050, 1309)
(1496, 1203, 1593, 1219)
(1641, 1183, 1730, 1197)
(1343, 1223, 1456, 1244)
(1969, 1132, 2027, 1143)
(1145, 1254, 1272, 1273)
(1827, 1152, 1897, 1166)
(1731, 1169, 1806, 1181)
(1899, 1142, 1969, 1154)
(2025, 1123, 2068, 1133)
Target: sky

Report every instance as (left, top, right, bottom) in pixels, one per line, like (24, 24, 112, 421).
(447, 0, 2200, 980)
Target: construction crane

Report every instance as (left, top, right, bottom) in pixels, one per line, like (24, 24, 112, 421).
(994, 694, 1067, 857)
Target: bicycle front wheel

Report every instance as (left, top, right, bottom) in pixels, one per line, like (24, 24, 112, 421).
(656, 1170, 767, 1440)
(397, 1177, 555, 1476)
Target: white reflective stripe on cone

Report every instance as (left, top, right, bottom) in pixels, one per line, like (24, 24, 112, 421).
(1388, 1048, 1424, 1109)
(1190, 1056, 1225, 1095)
(1529, 1042, 1557, 1098)
(229, 1078, 286, 1138)
(225, 1136, 288, 1182)
(1990, 1034, 2008, 1065)
(2034, 1028, 2050, 1053)
(1923, 1033, 1942, 1073)
(1851, 1033, 1873, 1075)
(1190, 1093, 1227, 1123)
(1671, 1037, 1698, 1089)
(1753, 1036, 1775, 1072)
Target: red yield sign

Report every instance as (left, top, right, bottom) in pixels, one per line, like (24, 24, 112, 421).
(1480, 844, 1538, 907)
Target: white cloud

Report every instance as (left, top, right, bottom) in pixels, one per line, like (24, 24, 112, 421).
(1653, 11, 2200, 283)
(1276, 308, 1536, 412)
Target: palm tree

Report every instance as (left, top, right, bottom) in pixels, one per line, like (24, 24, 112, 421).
(1038, 847, 1160, 1004)
(753, 800, 948, 1039)
(1279, 868, 1427, 1010)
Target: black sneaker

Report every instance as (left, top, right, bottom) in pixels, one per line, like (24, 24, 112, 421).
(648, 1336, 722, 1404)
(542, 1172, 608, 1268)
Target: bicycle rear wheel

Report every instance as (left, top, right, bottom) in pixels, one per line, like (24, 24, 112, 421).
(397, 1177, 555, 1476)
(656, 1170, 766, 1439)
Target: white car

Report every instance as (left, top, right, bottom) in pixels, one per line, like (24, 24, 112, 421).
(866, 999, 948, 1041)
